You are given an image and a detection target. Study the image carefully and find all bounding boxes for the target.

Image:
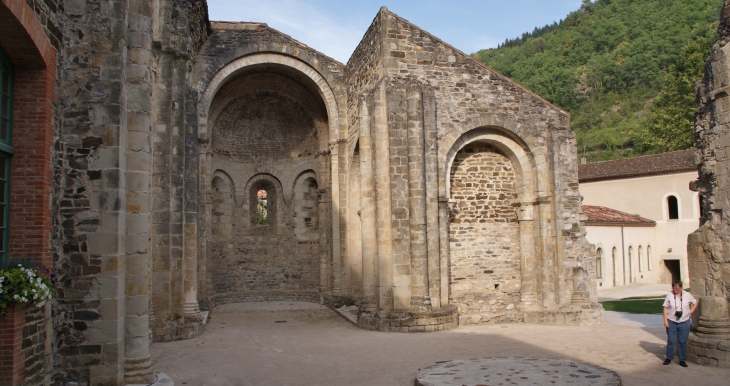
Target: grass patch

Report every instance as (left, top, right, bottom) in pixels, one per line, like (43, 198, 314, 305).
(619, 296, 665, 300)
(600, 299, 664, 314)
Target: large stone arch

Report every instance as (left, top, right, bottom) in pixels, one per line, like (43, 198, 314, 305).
(198, 52, 338, 305)
(197, 53, 340, 144)
(441, 125, 544, 319)
(443, 127, 539, 203)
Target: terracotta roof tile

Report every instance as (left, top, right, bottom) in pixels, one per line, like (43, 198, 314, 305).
(578, 150, 696, 182)
(582, 205, 655, 226)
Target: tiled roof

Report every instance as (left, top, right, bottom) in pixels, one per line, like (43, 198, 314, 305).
(578, 150, 696, 182)
(582, 205, 656, 226)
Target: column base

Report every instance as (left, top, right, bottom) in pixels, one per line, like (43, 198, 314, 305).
(184, 301, 203, 323)
(357, 305, 458, 332)
(124, 355, 154, 385)
(688, 332, 730, 368)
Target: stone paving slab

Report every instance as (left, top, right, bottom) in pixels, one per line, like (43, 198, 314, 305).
(416, 357, 621, 386)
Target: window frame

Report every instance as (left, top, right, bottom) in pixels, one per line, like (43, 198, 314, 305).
(0, 47, 14, 269)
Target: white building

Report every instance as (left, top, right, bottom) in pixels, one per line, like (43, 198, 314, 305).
(579, 150, 699, 288)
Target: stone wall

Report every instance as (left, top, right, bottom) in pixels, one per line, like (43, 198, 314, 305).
(24, 0, 63, 50)
(372, 8, 599, 317)
(53, 0, 129, 382)
(191, 22, 346, 309)
(687, 0, 730, 368)
(21, 305, 52, 385)
(0, 304, 51, 386)
(51, 0, 211, 382)
(449, 143, 521, 323)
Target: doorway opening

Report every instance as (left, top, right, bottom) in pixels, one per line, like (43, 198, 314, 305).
(663, 259, 680, 284)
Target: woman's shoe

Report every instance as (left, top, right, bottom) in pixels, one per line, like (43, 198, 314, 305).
(663, 359, 672, 365)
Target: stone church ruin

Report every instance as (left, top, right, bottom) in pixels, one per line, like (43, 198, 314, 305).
(0, 0, 603, 384)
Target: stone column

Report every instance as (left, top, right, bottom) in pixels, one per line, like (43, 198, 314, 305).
(346, 150, 361, 299)
(688, 296, 730, 366)
(515, 201, 538, 309)
(330, 139, 342, 296)
(537, 195, 557, 308)
(360, 98, 378, 311)
(696, 297, 730, 339)
(407, 85, 429, 308)
(124, 0, 153, 383)
(373, 81, 394, 312)
(437, 197, 451, 307)
(318, 187, 329, 293)
(423, 89, 441, 309)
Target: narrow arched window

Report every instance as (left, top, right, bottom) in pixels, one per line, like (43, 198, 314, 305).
(256, 189, 268, 224)
(647, 246, 652, 271)
(596, 248, 603, 279)
(0, 48, 13, 268)
(249, 179, 277, 228)
(667, 195, 679, 219)
(638, 246, 643, 272)
(611, 247, 617, 286)
(628, 246, 633, 283)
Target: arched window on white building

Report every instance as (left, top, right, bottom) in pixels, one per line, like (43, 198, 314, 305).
(596, 248, 603, 279)
(647, 245, 652, 271)
(667, 195, 679, 220)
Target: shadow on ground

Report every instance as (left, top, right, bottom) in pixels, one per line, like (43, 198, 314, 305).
(150, 302, 730, 386)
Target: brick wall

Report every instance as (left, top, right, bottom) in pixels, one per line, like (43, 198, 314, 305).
(0, 304, 25, 386)
(8, 66, 55, 267)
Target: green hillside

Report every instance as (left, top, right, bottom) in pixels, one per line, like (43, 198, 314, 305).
(473, 0, 722, 161)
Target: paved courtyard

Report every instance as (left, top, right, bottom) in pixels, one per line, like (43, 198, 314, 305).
(150, 298, 730, 386)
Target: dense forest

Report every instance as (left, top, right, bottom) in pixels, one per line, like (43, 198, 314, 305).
(473, 0, 723, 161)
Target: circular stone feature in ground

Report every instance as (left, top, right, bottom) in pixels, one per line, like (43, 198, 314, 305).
(416, 357, 622, 386)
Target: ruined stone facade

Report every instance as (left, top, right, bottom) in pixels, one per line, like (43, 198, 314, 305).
(0, 1, 603, 384)
(687, 0, 730, 368)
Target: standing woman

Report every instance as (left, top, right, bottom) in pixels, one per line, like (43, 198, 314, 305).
(663, 280, 698, 367)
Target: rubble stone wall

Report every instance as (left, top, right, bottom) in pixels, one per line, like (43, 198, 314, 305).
(449, 143, 521, 322)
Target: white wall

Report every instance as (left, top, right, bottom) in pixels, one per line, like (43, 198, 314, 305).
(581, 171, 699, 287)
(585, 225, 657, 289)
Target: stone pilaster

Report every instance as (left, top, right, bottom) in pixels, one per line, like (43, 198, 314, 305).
(423, 89, 441, 309)
(124, 0, 154, 382)
(373, 81, 394, 313)
(515, 201, 538, 309)
(359, 98, 378, 311)
(406, 84, 429, 308)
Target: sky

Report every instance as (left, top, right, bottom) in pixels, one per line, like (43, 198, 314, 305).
(207, 0, 583, 63)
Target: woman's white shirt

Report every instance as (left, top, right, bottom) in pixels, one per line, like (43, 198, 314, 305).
(663, 290, 696, 324)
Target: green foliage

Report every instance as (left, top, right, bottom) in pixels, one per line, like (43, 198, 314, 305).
(600, 298, 665, 314)
(638, 36, 714, 153)
(257, 200, 268, 224)
(473, 0, 723, 161)
(0, 265, 54, 314)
